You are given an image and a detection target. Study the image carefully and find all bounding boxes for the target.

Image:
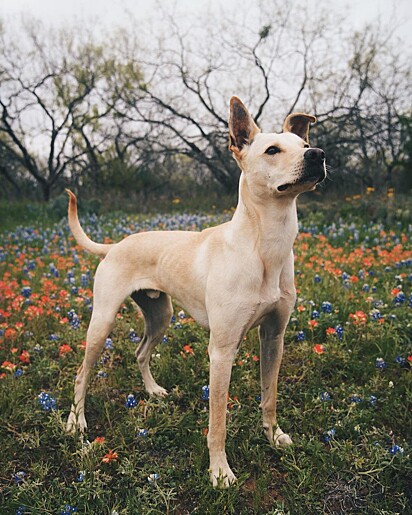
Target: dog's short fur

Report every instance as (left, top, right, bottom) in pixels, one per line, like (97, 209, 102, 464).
(66, 97, 326, 487)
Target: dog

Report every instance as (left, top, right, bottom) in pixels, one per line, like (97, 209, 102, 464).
(65, 96, 326, 487)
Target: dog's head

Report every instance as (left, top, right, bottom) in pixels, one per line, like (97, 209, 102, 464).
(228, 96, 326, 198)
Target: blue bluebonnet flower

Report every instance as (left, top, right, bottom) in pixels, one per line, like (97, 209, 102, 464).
(314, 274, 322, 283)
(320, 392, 332, 401)
(335, 324, 344, 340)
(49, 333, 59, 341)
(342, 272, 349, 280)
(170, 315, 176, 324)
(174, 322, 183, 330)
(14, 368, 23, 378)
(162, 336, 169, 344)
(370, 309, 382, 321)
(137, 429, 148, 437)
(389, 445, 404, 455)
(147, 473, 159, 482)
(201, 385, 210, 401)
(21, 286, 31, 298)
(395, 356, 406, 366)
(60, 504, 78, 514)
(12, 471, 26, 483)
(97, 371, 108, 378)
(311, 310, 320, 319)
(178, 310, 186, 319)
(71, 286, 78, 295)
(393, 292, 406, 305)
(125, 394, 138, 408)
(409, 294, 412, 308)
(349, 395, 362, 403)
(296, 331, 305, 342)
(129, 330, 141, 344)
(321, 301, 332, 313)
(255, 395, 261, 402)
(324, 428, 336, 442)
(375, 357, 387, 369)
(77, 471, 85, 482)
(362, 283, 370, 292)
(67, 309, 80, 329)
(81, 273, 89, 287)
(105, 338, 113, 350)
(369, 395, 378, 406)
(33, 344, 43, 352)
(16, 507, 26, 515)
(38, 391, 57, 411)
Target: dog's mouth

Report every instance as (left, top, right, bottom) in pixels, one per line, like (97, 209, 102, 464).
(277, 171, 325, 192)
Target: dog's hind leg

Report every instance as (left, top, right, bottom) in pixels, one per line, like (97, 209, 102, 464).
(131, 290, 173, 397)
(66, 262, 129, 433)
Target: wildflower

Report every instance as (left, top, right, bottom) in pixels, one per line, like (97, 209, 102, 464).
(182, 344, 194, 355)
(324, 428, 336, 442)
(326, 327, 336, 336)
(321, 301, 332, 313)
(201, 385, 210, 401)
(349, 394, 362, 403)
(102, 450, 118, 463)
(389, 445, 404, 455)
(178, 310, 186, 319)
(370, 395, 378, 406)
(105, 338, 114, 350)
(59, 344, 73, 356)
(14, 368, 23, 378)
(349, 311, 367, 325)
(21, 286, 32, 298)
(375, 357, 387, 369)
(60, 504, 78, 514)
(147, 473, 159, 482)
(394, 356, 406, 366)
(93, 436, 105, 444)
(97, 371, 108, 378)
(2, 361, 17, 371)
(12, 471, 26, 483)
(314, 274, 322, 283)
(308, 319, 318, 328)
(296, 330, 305, 341)
(320, 392, 331, 401)
(162, 335, 169, 343)
(77, 471, 85, 482)
(16, 507, 27, 515)
(335, 324, 344, 340)
(125, 394, 138, 408)
(137, 428, 148, 437)
(313, 344, 326, 354)
(38, 391, 57, 411)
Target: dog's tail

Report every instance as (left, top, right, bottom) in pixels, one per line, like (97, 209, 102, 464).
(66, 189, 114, 257)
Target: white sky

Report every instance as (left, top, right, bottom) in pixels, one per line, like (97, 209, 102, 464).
(1, 0, 411, 47)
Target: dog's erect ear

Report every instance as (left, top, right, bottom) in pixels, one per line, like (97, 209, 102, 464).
(229, 96, 260, 152)
(283, 113, 316, 143)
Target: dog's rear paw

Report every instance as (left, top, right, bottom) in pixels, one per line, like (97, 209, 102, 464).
(273, 426, 293, 448)
(209, 465, 237, 488)
(147, 384, 168, 397)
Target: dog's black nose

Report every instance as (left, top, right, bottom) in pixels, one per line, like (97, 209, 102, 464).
(304, 148, 325, 164)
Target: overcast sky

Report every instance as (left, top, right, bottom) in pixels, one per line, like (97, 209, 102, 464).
(1, 0, 411, 47)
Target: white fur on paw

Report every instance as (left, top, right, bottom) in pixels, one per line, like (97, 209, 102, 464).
(147, 384, 168, 397)
(66, 410, 87, 434)
(209, 465, 237, 488)
(273, 426, 293, 448)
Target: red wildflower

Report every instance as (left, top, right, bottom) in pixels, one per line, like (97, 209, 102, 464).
(326, 327, 337, 336)
(59, 344, 73, 356)
(102, 450, 118, 463)
(182, 345, 194, 355)
(2, 361, 17, 371)
(94, 436, 105, 444)
(19, 350, 30, 364)
(313, 344, 326, 354)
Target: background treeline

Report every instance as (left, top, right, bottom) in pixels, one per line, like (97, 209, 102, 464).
(0, 1, 411, 206)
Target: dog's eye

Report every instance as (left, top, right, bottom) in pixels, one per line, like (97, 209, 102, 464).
(265, 146, 281, 155)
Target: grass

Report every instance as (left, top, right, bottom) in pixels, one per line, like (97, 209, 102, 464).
(0, 199, 411, 514)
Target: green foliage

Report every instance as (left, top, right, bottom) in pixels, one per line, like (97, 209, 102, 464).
(0, 204, 411, 513)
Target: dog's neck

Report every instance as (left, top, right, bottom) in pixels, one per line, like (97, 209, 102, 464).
(229, 173, 298, 262)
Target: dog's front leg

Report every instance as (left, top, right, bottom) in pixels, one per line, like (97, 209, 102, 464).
(259, 294, 295, 448)
(207, 334, 239, 488)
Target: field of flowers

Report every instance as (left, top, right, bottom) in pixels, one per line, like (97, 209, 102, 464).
(0, 204, 411, 514)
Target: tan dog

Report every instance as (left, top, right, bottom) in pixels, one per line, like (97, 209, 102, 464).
(65, 97, 326, 487)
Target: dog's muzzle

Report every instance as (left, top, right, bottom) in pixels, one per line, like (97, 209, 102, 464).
(278, 148, 326, 191)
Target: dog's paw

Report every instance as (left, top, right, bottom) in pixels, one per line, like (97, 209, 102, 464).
(66, 409, 87, 434)
(209, 465, 237, 488)
(147, 384, 168, 397)
(273, 426, 293, 448)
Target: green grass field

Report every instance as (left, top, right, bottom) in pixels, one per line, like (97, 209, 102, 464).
(0, 203, 411, 514)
